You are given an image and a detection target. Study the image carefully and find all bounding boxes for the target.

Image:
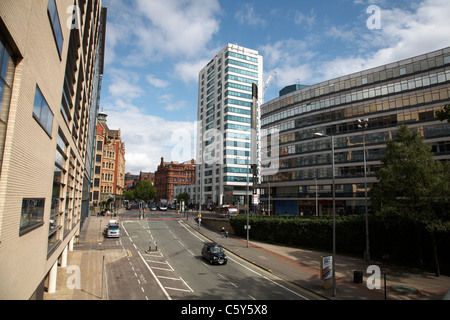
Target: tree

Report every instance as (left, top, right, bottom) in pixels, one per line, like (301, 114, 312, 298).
(122, 190, 135, 200)
(435, 104, 450, 124)
(176, 192, 190, 204)
(135, 180, 156, 203)
(370, 125, 450, 275)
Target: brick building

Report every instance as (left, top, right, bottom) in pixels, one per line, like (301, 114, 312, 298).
(154, 157, 195, 202)
(89, 112, 126, 214)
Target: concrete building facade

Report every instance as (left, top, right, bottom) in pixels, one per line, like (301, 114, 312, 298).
(0, 0, 105, 299)
(260, 47, 450, 216)
(196, 44, 263, 207)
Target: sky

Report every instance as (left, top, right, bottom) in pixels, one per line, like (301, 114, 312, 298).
(100, 0, 450, 174)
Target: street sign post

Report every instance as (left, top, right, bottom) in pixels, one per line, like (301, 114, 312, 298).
(320, 255, 333, 289)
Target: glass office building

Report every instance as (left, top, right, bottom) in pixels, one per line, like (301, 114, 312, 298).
(196, 44, 263, 207)
(260, 47, 450, 216)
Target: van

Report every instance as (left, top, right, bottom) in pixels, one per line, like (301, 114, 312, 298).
(103, 220, 120, 238)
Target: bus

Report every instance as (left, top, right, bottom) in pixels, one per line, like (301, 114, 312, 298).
(216, 205, 238, 218)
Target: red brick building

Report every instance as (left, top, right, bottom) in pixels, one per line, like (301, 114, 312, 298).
(154, 157, 195, 202)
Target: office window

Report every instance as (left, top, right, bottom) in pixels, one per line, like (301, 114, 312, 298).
(0, 39, 14, 172)
(47, 0, 63, 56)
(20, 199, 45, 235)
(33, 86, 53, 136)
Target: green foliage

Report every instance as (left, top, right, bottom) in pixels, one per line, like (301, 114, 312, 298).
(135, 180, 156, 202)
(122, 190, 135, 200)
(176, 192, 190, 203)
(370, 125, 450, 231)
(435, 104, 450, 124)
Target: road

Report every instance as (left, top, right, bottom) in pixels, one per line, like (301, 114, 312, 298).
(104, 208, 317, 300)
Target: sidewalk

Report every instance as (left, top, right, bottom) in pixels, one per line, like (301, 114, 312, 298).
(185, 216, 450, 300)
(44, 215, 127, 300)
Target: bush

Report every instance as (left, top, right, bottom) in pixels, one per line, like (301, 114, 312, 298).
(229, 214, 450, 273)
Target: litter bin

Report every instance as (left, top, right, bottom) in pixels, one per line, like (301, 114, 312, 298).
(353, 271, 363, 284)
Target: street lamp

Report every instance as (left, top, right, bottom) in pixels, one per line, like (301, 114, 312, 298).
(314, 132, 336, 297)
(358, 118, 370, 262)
(236, 155, 250, 248)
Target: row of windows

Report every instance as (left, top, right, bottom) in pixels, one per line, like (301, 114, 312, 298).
(226, 59, 258, 71)
(225, 82, 252, 92)
(226, 67, 258, 79)
(224, 115, 251, 124)
(225, 90, 253, 100)
(279, 148, 386, 169)
(263, 164, 381, 183)
(262, 69, 450, 127)
(224, 107, 251, 115)
(262, 53, 450, 116)
(225, 98, 252, 108)
(226, 51, 258, 63)
(224, 123, 251, 131)
(264, 87, 450, 136)
(273, 104, 446, 147)
(225, 74, 258, 85)
(225, 140, 250, 148)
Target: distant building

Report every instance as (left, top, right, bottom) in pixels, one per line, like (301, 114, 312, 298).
(154, 157, 196, 202)
(90, 112, 126, 213)
(0, 1, 106, 299)
(173, 184, 196, 203)
(139, 171, 152, 184)
(125, 172, 139, 190)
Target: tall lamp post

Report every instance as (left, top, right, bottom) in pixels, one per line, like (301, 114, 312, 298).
(314, 132, 336, 297)
(358, 118, 370, 262)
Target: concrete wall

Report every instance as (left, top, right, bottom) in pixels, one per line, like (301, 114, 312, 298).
(199, 218, 235, 236)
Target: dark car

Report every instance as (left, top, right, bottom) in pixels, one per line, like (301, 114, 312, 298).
(201, 242, 227, 265)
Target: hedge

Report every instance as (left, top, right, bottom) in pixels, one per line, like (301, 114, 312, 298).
(229, 214, 450, 273)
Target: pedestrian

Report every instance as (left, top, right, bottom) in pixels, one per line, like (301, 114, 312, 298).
(221, 226, 225, 237)
(225, 230, 229, 238)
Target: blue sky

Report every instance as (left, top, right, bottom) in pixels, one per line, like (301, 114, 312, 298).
(100, 0, 450, 174)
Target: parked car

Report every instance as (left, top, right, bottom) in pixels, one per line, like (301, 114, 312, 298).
(151, 204, 157, 211)
(201, 242, 227, 265)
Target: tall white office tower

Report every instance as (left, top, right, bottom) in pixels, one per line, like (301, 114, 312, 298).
(195, 44, 263, 208)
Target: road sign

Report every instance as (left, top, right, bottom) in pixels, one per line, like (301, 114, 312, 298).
(320, 255, 333, 280)
(252, 194, 259, 206)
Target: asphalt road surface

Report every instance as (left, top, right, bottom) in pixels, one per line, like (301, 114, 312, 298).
(105, 209, 317, 300)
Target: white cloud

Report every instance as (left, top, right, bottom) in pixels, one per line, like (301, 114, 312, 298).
(173, 59, 208, 84)
(235, 3, 266, 27)
(135, 0, 221, 60)
(294, 9, 316, 29)
(317, 0, 450, 81)
(146, 75, 169, 88)
(104, 0, 221, 66)
(158, 94, 187, 112)
(103, 100, 197, 174)
(264, 0, 450, 87)
(107, 68, 143, 100)
(259, 39, 318, 88)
